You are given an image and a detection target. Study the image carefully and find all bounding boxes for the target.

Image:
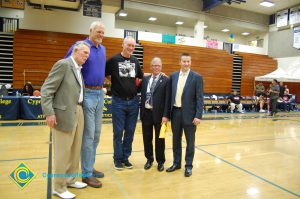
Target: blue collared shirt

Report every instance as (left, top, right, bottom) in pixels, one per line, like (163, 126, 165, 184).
(65, 38, 106, 86)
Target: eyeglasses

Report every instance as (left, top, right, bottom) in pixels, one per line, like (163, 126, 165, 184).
(151, 65, 161, 67)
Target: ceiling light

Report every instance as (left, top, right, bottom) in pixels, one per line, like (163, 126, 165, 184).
(203, 25, 208, 29)
(241, 32, 250, 35)
(222, 29, 230, 32)
(175, 21, 184, 25)
(148, 17, 157, 21)
(259, 1, 274, 7)
(118, 12, 127, 17)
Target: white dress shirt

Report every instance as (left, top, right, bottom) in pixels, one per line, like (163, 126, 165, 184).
(174, 69, 190, 107)
(71, 56, 83, 103)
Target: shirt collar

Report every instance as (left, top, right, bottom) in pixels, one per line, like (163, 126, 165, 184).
(151, 73, 161, 79)
(70, 56, 82, 70)
(179, 69, 190, 76)
(85, 38, 101, 49)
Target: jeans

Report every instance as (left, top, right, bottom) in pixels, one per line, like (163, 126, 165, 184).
(112, 96, 139, 162)
(81, 88, 104, 177)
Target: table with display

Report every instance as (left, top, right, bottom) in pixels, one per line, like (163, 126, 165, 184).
(0, 96, 113, 120)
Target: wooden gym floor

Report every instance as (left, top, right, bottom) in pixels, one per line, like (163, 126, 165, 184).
(0, 112, 300, 199)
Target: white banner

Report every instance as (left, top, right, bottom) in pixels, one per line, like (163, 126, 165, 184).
(293, 27, 300, 49)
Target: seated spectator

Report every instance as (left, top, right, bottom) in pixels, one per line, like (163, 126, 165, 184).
(255, 82, 265, 97)
(229, 90, 243, 113)
(257, 94, 266, 112)
(21, 82, 34, 96)
(279, 90, 292, 111)
(284, 85, 289, 95)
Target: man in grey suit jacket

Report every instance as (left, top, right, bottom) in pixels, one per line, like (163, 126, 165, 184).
(140, 57, 169, 172)
(41, 41, 90, 199)
(165, 53, 204, 177)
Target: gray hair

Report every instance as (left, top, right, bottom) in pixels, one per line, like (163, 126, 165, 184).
(89, 21, 105, 31)
(151, 57, 162, 66)
(72, 41, 90, 53)
(123, 36, 136, 44)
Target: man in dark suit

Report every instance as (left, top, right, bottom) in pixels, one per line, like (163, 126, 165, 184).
(140, 57, 169, 172)
(41, 41, 90, 199)
(165, 53, 203, 177)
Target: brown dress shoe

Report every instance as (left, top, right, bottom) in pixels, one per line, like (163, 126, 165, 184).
(82, 176, 102, 188)
(93, 169, 104, 178)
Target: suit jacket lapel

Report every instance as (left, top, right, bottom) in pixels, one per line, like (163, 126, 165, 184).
(144, 76, 150, 93)
(173, 72, 179, 100)
(153, 74, 163, 93)
(69, 57, 82, 86)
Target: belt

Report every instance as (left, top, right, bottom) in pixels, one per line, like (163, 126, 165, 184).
(118, 96, 135, 101)
(78, 102, 83, 106)
(173, 106, 181, 109)
(85, 85, 102, 90)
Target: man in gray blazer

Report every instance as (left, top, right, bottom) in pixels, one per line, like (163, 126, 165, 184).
(165, 53, 204, 177)
(41, 41, 90, 199)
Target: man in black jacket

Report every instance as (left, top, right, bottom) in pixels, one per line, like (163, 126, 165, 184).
(140, 57, 169, 172)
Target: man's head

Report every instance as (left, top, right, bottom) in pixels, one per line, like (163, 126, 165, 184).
(180, 53, 191, 72)
(150, 57, 162, 76)
(272, 79, 278, 85)
(233, 90, 238, 95)
(89, 21, 105, 46)
(72, 41, 90, 65)
(122, 36, 136, 58)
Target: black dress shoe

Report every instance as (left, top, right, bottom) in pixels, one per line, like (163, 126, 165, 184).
(157, 163, 164, 172)
(144, 160, 153, 170)
(166, 164, 181, 172)
(184, 168, 192, 177)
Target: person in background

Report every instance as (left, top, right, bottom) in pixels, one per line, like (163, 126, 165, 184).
(279, 81, 285, 98)
(21, 82, 34, 96)
(41, 41, 90, 199)
(269, 79, 280, 116)
(140, 57, 168, 172)
(279, 90, 292, 112)
(228, 90, 243, 113)
(65, 21, 106, 188)
(105, 36, 143, 170)
(255, 82, 265, 97)
(284, 85, 289, 95)
(257, 94, 266, 113)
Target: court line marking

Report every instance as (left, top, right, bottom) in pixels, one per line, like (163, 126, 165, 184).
(1, 135, 299, 162)
(196, 146, 300, 198)
(197, 136, 300, 147)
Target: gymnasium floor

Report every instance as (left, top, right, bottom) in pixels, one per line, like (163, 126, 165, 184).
(0, 112, 300, 199)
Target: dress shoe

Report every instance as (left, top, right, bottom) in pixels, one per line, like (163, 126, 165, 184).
(53, 190, 75, 199)
(67, 181, 87, 189)
(82, 176, 102, 188)
(144, 160, 153, 170)
(166, 164, 181, 172)
(157, 163, 164, 172)
(93, 169, 104, 178)
(184, 168, 192, 177)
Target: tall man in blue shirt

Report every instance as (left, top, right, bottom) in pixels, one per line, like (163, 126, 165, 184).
(65, 21, 105, 188)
